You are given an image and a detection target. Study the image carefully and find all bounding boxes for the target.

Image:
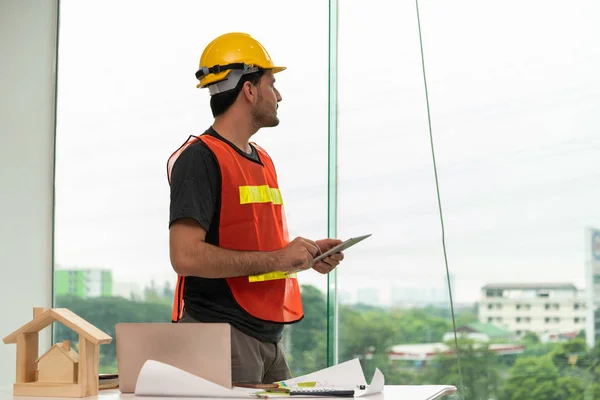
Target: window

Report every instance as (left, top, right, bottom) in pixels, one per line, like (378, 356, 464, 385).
(421, 1, 600, 397)
(50, 0, 600, 397)
(337, 0, 457, 384)
(53, 0, 330, 376)
(486, 289, 502, 297)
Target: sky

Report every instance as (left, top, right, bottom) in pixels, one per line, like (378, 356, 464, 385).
(53, 0, 600, 305)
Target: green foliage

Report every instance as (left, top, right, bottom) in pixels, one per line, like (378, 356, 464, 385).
(54, 295, 171, 372)
(501, 357, 561, 400)
(500, 350, 600, 400)
(142, 280, 173, 305)
(286, 285, 328, 375)
(52, 285, 600, 400)
(423, 338, 502, 400)
(522, 331, 541, 346)
(556, 375, 585, 400)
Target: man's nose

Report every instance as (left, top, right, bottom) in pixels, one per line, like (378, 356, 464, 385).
(275, 89, 282, 102)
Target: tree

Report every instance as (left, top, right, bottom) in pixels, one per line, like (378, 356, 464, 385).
(286, 285, 328, 375)
(522, 332, 540, 346)
(501, 357, 561, 400)
(550, 338, 587, 370)
(556, 375, 585, 400)
(424, 338, 501, 400)
(162, 280, 174, 300)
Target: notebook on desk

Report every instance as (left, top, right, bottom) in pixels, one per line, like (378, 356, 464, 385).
(115, 322, 232, 393)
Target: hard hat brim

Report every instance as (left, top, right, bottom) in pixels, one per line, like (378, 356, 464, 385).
(271, 66, 286, 74)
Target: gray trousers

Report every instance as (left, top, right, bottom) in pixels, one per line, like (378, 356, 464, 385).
(179, 311, 292, 384)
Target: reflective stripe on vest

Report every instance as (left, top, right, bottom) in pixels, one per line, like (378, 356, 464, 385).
(239, 185, 283, 205)
(167, 134, 303, 324)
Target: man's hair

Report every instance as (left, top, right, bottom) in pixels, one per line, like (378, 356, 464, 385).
(209, 70, 265, 118)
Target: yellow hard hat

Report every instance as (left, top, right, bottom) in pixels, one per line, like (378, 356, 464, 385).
(195, 32, 285, 94)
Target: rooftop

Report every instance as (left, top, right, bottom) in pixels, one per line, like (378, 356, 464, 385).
(459, 322, 514, 338)
(388, 342, 525, 360)
(482, 283, 577, 291)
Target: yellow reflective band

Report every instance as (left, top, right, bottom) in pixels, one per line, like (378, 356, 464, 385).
(248, 271, 297, 282)
(239, 185, 283, 205)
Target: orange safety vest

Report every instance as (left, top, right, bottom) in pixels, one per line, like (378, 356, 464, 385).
(167, 134, 304, 324)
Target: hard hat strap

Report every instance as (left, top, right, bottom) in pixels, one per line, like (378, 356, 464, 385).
(195, 63, 250, 80)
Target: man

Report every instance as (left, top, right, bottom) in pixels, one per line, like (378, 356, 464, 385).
(167, 32, 344, 384)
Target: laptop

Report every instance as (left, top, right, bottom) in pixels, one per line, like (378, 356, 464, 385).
(115, 322, 232, 393)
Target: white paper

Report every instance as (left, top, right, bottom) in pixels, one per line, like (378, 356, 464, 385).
(134, 358, 454, 400)
(134, 359, 257, 398)
(383, 385, 456, 400)
(278, 359, 384, 397)
(280, 358, 368, 388)
(355, 368, 384, 397)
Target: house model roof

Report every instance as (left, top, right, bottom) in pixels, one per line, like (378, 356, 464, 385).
(36, 342, 79, 364)
(2, 308, 112, 345)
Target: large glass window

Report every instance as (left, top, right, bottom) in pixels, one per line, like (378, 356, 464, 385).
(419, 0, 600, 398)
(53, 0, 330, 375)
(51, 0, 600, 397)
(336, 0, 463, 388)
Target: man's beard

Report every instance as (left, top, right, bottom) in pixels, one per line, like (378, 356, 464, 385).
(252, 97, 279, 128)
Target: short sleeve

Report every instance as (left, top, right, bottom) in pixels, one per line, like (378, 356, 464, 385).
(169, 142, 220, 232)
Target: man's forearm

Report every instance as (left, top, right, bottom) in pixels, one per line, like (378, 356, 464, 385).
(173, 240, 281, 278)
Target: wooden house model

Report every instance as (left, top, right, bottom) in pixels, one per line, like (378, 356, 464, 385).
(3, 307, 112, 398)
(36, 339, 79, 383)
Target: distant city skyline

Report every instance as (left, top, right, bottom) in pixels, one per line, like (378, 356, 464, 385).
(54, 265, 589, 313)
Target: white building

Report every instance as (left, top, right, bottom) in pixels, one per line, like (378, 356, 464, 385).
(478, 283, 587, 338)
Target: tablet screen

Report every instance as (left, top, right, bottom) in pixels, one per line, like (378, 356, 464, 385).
(309, 234, 372, 267)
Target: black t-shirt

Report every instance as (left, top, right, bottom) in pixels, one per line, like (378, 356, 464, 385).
(169, 127, 284, 344)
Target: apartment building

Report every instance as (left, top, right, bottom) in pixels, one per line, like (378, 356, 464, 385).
(55, 268, 113, 298)
(478, 283, 587, 337)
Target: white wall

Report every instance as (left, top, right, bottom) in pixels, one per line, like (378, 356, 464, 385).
(0, 0, 58, 391)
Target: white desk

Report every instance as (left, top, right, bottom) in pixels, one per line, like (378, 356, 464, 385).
(1, 386, 457, 400)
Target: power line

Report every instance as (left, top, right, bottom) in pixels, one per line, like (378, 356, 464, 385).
(414, 0, 465, 398)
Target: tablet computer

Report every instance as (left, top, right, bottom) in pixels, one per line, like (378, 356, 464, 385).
(310, 234, 371, 267)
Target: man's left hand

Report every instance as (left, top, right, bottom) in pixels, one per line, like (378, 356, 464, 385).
(312, 238, 345, 274)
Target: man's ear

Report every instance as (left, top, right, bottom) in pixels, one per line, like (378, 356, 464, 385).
(241, 81, 256, 102)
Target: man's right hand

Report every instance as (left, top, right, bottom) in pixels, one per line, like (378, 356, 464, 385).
(276, 237, 320, 273)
